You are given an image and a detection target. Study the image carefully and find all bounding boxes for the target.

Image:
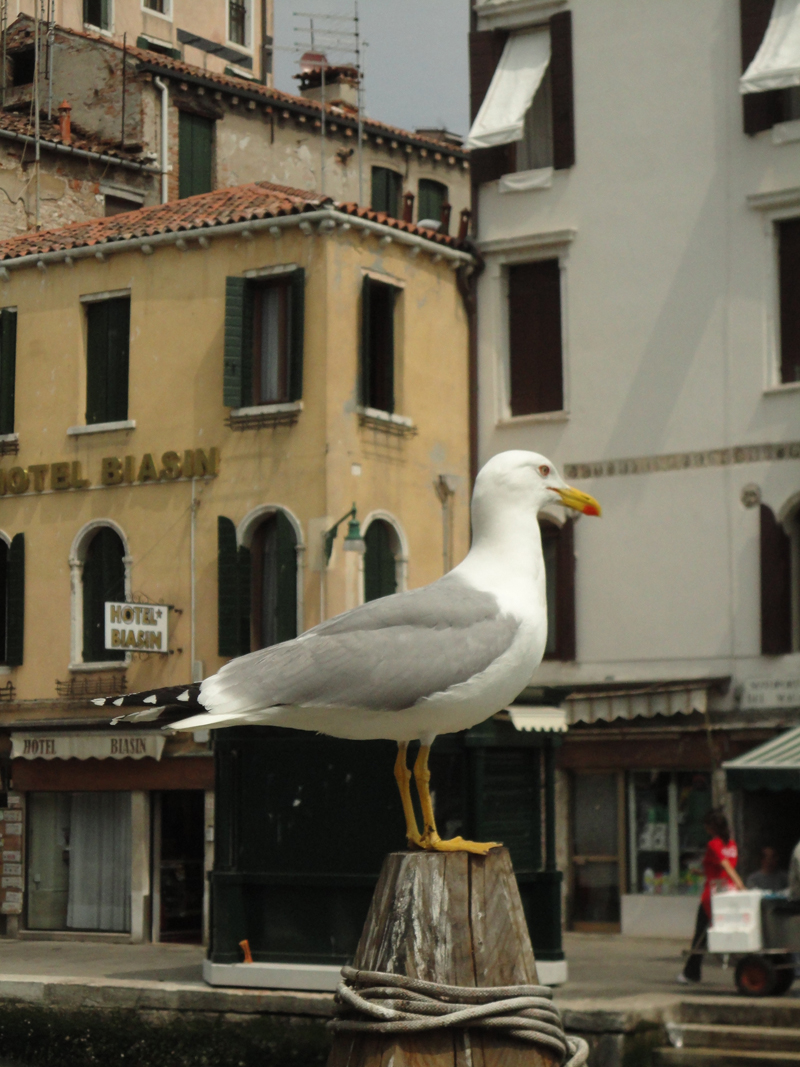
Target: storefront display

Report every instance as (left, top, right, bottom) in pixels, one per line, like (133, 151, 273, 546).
(628, 771, 711, 896)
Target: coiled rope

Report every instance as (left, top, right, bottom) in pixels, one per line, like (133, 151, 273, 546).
(329, 966, 589, 1066)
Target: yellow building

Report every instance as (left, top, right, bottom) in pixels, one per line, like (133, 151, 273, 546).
(0, 181, 474, 942)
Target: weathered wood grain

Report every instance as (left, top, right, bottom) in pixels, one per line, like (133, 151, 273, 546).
(326, 849, 560, 1067)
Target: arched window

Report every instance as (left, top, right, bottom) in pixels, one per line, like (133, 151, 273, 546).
(364, 520, 398, 602)
(761, 502, 800, 654)
(250, 511, 297, 649)
(82, 527, 125, 662)
(539, 517, 575, 661)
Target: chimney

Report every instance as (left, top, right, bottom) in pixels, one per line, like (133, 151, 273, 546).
(295, 61, 360, 111)
(58, 100, 72, 146)
(457, 208, 471, 242)
(402, 191, 414, 224)
(439, 202, 452, 237)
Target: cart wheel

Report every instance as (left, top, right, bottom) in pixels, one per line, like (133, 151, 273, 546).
(735, 954, 778, 997)
(773, 955, 795, 996)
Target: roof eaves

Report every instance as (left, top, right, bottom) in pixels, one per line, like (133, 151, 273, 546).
(135, 58, 470, 159)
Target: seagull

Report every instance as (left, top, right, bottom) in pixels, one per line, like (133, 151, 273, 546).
(95, 451, 600, 854)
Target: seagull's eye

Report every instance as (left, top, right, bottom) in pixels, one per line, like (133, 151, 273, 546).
(538, 464, 551, 477)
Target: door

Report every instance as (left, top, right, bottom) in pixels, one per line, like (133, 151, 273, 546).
(153, 791, 205, 943)
(26, 793, 71, 930)
(571, 772, 625, 931)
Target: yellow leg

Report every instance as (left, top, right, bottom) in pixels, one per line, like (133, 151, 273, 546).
(413, 744, 501, 856)
(394, 742, 422, 848)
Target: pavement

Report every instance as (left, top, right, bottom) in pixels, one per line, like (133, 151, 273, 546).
(0, 931, 767, 1001)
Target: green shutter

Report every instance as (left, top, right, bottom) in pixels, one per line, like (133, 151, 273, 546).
(238, 544, 252, 655)
(0, 309, 17, 436)
(371, 167, 388, 213)
(5, 533, 24, 667)
(360, 274, 372, 407)
(179, 111, 214, 199)
(224, 277, 249, 408)
(364, 521, 397, 602)
(218, 516, 240, 657)
(85, 298, 129, 425)
(417, 180, 447, 223)
(275, 511, 297, 643)
(288, 269, 305, 402)
(82, 528, 125, 662)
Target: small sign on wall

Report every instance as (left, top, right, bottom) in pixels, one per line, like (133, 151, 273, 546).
(104, 602, 169, 653)
(741, 678, 800, 710)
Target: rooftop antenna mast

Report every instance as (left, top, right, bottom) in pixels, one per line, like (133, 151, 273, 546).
(293, 5, 366, 204)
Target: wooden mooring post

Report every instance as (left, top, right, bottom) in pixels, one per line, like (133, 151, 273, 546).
(327, 848, 561, 1067)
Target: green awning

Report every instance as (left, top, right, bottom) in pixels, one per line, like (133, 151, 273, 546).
(724, 725, 800, 791)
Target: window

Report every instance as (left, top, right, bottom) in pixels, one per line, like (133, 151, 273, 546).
(364, 520, 398, 602)
(178, 111, 214, 199)
(82, 527, 126, 662)
(740, 0, 800, 134)
(217, 513, 297, 657)
(417, 179, 448, 226)
(27, 792, 131, 932)
(85, 296, 130, 425)
(10, 49, 35, 87)
(143, 0, 168, 13)
(229, 0, 248, 46)
(360, 276, 399, 414)
(250, 513, 298, 648)
(761, 503, 797, 655)
(0, 533, 24, 667)
(467, 11, 574, 185)
(540, 518, 575, 660)
(371, 167, 403, 218)
(508, 259, 563, 416)
(0, 308, 17, 435)
(84, 0, 111, 30)
(223, 272, 305, 408)
(778, 218, 800, 384)
(628, 772, 712, 895)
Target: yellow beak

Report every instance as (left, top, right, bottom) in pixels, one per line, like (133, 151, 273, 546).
(555, 485, 602, 517)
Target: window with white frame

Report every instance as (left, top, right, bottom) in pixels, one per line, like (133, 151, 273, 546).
(83, 0, 111, 31)
(143, 0, 170, 14)
(228, 0, 249, 47)
(507, 258, 563, 416)
(778, 218, 800, 385)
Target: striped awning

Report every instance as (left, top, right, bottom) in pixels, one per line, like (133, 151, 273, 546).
(565, 681, 714, 725)
(724, 725, 800, 791)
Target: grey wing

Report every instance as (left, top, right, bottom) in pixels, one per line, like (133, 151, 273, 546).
(200, 573, 520, 716)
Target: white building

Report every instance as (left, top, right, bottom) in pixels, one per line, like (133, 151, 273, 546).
(469, 0, 800, 937)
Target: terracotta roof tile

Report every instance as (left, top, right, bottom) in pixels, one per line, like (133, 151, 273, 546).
(0, 180, 467, 262)
(0, 108, 148, 164)
(7, 14, 468, 158)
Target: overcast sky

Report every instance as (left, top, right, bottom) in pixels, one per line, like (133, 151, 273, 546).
(272, 0, 470, 138)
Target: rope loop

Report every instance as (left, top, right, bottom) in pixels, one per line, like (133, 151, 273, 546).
(329, 966, 589, 1066)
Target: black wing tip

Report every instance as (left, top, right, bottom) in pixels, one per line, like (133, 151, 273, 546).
(91, 684, 202, 709)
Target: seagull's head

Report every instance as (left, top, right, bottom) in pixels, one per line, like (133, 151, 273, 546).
(474, 451, 602, 519)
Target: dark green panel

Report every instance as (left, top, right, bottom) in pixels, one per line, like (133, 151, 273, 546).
(288, 269, 305, 401)
(179, 111, 213, 199)
(105, 297, 130, 423)
(370, 167, 401, 217)
(217, 516, 241, 658)
(274, 512, 297, 643)
(359, 274, 372, 407)
(364, 521, 396, 602)
(0, 310, 17, 436)
(417, 179, 447, 223)
(223, 277, 247, 408)
(85, 298, 129, 425)
(82, 528, 125, 662)
(5, 533, 23, 667)
(238, 544, 251, 656)
(475, 749, 541, 871)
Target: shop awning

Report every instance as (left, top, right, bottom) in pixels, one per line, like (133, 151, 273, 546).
(724, 725, 800, 791)
(565, 679, 723, 725)
(11, 731, 165, 761)
(741, 0, 800, 93)
(508, 706, 567, 732)
(466, 29, 550, 149)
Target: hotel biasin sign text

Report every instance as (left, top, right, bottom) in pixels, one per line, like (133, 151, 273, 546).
(0, 448, 219, 496)
(105, 601, 169, 653)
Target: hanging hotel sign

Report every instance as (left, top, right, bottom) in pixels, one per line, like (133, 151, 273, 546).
(0, 448, 219, 497)
(105, 602, 169, 653)
(11, 732, 166, 761)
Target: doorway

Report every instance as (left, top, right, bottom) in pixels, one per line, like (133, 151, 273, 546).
(571, 771, 625, 931)
(152, 791, 204, 943)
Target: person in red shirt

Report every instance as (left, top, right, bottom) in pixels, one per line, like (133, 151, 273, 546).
(679, 808, 744, 984)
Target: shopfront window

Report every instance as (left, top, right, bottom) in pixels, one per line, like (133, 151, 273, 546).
(26, 792, 131, 932)
(627, 771, 711, 895)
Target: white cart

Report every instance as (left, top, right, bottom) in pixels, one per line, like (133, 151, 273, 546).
(704, 889, 797, 997)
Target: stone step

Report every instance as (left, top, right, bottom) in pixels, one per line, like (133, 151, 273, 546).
(654, 1047, 800, 1066)
(669, 1023, 800, 1052)
(679, 996, 800, 1031)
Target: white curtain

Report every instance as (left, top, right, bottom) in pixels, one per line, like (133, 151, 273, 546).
(741, 0, 800, 93)
(67, 792, 131, 932)
(466, 29, 551, 149)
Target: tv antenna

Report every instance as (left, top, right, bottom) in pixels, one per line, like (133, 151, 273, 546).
(293, 4, 366, 203)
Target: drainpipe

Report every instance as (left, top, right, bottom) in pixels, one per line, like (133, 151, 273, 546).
(154, 76, 169, 203)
